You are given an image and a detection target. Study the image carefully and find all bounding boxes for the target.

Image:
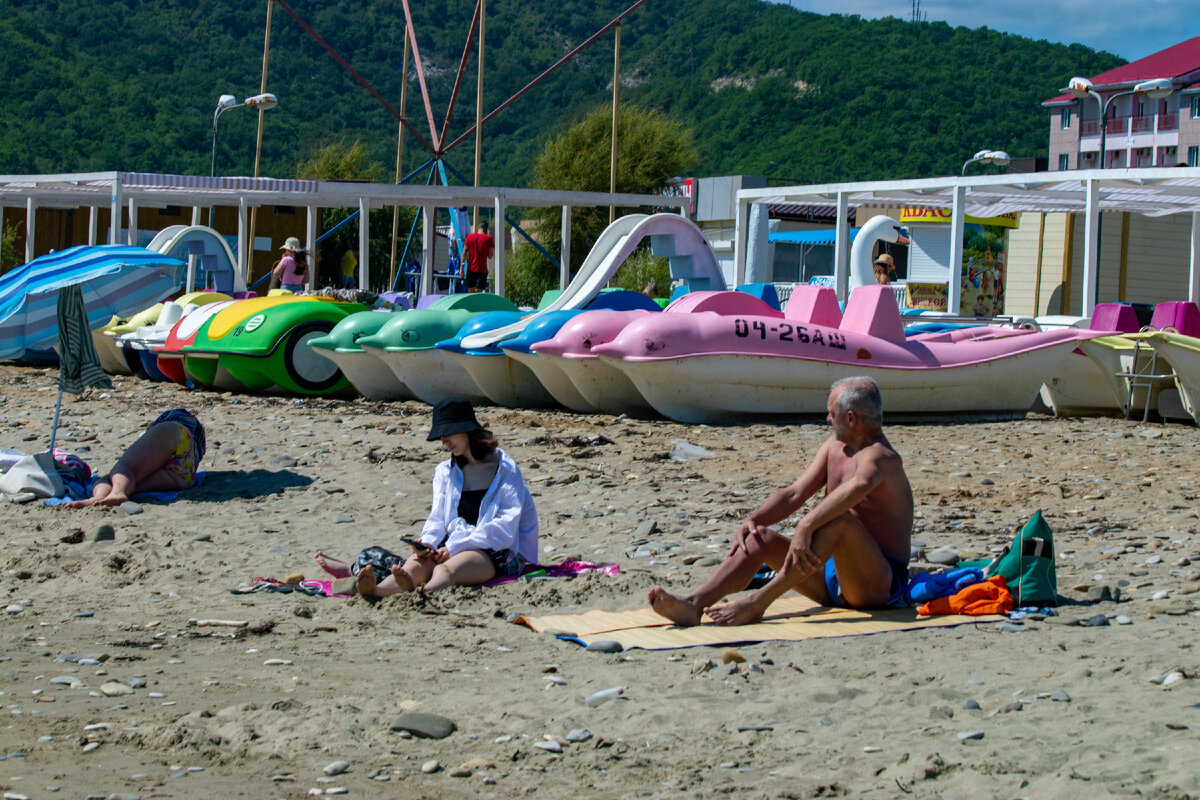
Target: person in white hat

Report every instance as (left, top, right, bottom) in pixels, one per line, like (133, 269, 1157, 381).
(271, 237, 310, 292)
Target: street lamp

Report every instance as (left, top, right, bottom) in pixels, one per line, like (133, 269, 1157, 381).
(210, 92, 278, 177)
(962, 149, 1011, 175)
(1065, 77, 1173, 168)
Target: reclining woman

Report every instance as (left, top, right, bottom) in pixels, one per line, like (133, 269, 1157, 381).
(315, 398, 538, 597)
(67, 409, 205, 508)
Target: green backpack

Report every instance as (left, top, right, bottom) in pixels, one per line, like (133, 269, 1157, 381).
(960, 511, 1058, 607)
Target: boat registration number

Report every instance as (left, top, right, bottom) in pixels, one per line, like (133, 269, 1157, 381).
(733, 319, 847, 349)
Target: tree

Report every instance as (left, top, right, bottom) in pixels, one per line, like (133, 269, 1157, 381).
(295, 141, 413, 290)
(505, 105, 697, 306)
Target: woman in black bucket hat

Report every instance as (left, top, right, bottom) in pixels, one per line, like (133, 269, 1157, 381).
(314, 398, 539, 597)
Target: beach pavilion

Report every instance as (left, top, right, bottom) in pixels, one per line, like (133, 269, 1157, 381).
(734, 166, 1200, 318)
(0, 171, 686, 296)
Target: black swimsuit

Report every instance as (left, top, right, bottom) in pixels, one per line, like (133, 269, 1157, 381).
(457, 488, 486, 526)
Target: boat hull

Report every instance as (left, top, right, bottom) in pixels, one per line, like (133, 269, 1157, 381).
(365, 346, 489, 406)
(1077, 336, 1183, 420)
(1145, 333, 1200, 423)
(544, 354, 657, 417)
(312, 347, 415, 401)
(1039, 350, 1122, 417)
(505, 349, 598, 413)
(599, 345, 1082, 424)
(443, 351, 558, 409)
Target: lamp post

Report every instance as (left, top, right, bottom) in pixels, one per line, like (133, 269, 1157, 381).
(1065, 77, 1173, 168)
(962, 149, 1011, 175)
(210, 92, 278, 177)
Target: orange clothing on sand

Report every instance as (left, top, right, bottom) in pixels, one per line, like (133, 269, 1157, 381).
(918, 575, 1014, 617)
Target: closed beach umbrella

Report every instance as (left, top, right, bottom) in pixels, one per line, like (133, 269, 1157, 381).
(49, 283, 114, 452)
(0, 244, 186, 361)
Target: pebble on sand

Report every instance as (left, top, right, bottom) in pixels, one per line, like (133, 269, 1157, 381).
(421, 760, 441, 774)
(390, 712, 457, 739)
(323, 761, 350, 776)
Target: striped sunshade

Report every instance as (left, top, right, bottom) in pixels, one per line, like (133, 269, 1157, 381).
(0, 245, 186, 361)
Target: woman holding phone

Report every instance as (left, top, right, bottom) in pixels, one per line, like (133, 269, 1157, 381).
(313, 398, 539, 597)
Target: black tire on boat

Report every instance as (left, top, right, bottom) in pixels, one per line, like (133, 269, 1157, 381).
(282, 321, 342, 392)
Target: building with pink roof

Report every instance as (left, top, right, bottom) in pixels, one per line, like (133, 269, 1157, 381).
(1044, 37, 1200, 170)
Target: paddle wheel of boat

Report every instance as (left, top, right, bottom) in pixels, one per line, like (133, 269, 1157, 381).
(282, 320, 343, 392)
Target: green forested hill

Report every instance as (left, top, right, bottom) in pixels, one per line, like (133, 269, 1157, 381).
(0, 0, 1122, 185)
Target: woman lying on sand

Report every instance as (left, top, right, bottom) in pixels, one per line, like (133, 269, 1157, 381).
(66, 409, 205, 508)
(314, 397, 538, 597)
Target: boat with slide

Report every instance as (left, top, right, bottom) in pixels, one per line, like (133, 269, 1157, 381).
(356, 293, 518, 405)
(437, 290, 659, 409)
(180, 295, 369, 396)
(499, 310, 601, 412)
(531, 291, 781, 417)
(306, 305, 416, 402)
(457, 212, 726, 352)
(1143, 330, 1200, 424)
(112, 291, 232, 382)
(1036, 303, 1142, 417)
(1075, 301, 1200, 422)
(591, 284, 1105, 423)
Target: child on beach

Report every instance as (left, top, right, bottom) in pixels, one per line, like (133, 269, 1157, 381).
(66, 409, 205, 508)
(314, 397, 538, 597)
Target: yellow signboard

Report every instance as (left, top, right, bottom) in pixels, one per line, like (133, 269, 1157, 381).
(906, 282, 949, 311)
(899, 208, 1019, 228)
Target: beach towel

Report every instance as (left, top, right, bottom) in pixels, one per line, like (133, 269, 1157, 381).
(282, 558, 621, 598)
(515, 594, 1004, 651)
(918, 575, 1014, 617)
(41, 471, 207, 506)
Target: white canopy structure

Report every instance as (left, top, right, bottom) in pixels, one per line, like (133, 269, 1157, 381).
(0, 171, 688, 296)
(735, 166, 1200, 316)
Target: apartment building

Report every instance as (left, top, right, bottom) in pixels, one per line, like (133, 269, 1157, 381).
(1044, 37, 1200, 171)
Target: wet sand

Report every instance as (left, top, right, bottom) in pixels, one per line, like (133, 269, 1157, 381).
(1, 362, 1198, 798)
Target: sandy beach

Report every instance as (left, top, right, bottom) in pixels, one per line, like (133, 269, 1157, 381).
(1, 361, 1199, 799)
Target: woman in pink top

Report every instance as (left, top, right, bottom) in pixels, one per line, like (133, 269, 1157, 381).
(271, 237, 309, 292)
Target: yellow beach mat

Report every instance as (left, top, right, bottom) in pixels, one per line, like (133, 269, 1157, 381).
(515, 595, 1003, 651)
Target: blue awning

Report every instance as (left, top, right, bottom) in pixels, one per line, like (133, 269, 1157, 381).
(769, 227, 861, 246)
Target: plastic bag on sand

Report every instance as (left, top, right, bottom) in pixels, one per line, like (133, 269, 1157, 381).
(669, 441, 712, 462)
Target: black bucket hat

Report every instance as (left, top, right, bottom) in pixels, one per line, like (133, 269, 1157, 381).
(427, 397, 484, 441)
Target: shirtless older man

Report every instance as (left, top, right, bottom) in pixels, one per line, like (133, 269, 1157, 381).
(649, 376, 913, 626)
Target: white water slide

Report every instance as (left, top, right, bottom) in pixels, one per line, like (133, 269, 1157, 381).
(459, 212, 724, 350)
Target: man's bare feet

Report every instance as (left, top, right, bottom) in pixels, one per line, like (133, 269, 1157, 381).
(648, 586, 703, 627)
(356, 568, 379, 597)
(314, 551, 353, 578)
(704, 596, 767, 626)
(390, 565, 415, 593)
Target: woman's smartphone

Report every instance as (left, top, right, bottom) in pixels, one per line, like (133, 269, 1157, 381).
(400, 536, 433, 552)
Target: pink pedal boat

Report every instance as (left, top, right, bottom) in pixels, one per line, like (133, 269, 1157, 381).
(590, 285, 1107, 424)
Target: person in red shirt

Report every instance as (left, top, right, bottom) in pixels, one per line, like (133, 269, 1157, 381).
(464, 221, 495, 293)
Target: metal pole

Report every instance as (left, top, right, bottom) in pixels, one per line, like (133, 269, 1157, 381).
(609, 22, 621, 225)
(948, 184, 966, 315)
(247, 0, 274, 282)
(493, 193, 505, 297)
(560, 205, 571, 289)
(359, 197, 369, 292)
(473, 0, 485, 227)
(389, 30, 411, 289)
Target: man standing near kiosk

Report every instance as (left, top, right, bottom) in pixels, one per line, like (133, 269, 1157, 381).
(464, 221, 494, 293)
